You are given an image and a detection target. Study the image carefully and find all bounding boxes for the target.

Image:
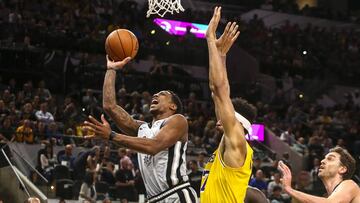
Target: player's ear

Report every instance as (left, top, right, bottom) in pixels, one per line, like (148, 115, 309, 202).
(339, 165, 347, 176)
(169, 103, 177, 112)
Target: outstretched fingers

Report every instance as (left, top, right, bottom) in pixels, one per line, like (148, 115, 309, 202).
(210, 7, 221, 30)
(232, 31, 240, 42)
(88, 115, 102, 126)
(84, 120, 99, 131)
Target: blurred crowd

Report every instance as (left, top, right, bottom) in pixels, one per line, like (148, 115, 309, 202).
(0, 0, 360, 202)
(1, 0, 360, 83)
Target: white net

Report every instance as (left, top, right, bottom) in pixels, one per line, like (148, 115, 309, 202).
(147, 0, 185, 18)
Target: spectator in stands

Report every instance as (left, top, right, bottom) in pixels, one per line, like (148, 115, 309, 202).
(280, 127, 295, 146)
(82, 89, 101, 116)
(252, 157, 263, 176)
(117, 148, 131, 169)
(82, 89, 98, 107)
(0, 99, 10, 116)
(336, 138, 346, 148)
(36, 80, 51, 101)
(20, 103, 36, 121)
(294, 171, 312, 193)
(249, 169, 268, 195)
(15, 119, 34, 144)
(38, 144, 55, 181)
(2, 89, 15, 105)
(21, 83, 34, 102)
(73, 146, 99, 181)
(46, 122, 62, 144)
(188, 160, 202, 197)
(34, 121, 46, 141)
(35, 102, 54, 123)
(59, 144, 75, 169)
(262, 159, 280, 179)
(25, 197, 40, 203)
(79, 171, 97, 203)
(0, 116, 15, 142)
(32, 96, 41, 111)
(269, 186, 289, 203)
(125, 149, 138, 169)
(100, 161, 116, 186)
(292, 137, 308, 155)
(197, 152, 207, 169)
(87, 146, 100, 172)
(115, 159, 137, 202)
(63, 101, 79, 130)
(309, 158, 326, 195)
(267, 171, 282, 196)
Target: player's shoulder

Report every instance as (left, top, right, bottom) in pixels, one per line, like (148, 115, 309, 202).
(336, 180, 360, 194)
(341, 180, 359, 188)
(168, 114, 188, 123)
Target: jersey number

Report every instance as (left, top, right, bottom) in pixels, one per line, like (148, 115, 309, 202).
(200, 170, 210, 192)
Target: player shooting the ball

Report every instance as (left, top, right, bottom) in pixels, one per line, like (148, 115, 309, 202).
(85, 56, 198, 202)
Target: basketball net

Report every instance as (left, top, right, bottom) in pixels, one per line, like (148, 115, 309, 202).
(147, 0, 185, 18)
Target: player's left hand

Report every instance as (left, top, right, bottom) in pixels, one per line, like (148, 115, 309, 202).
(84, 114, 111, 140)
(106, 55, 131, 71)
(278, 160, 292, 192)
(216, 22, 240, 56)
(206, 7, 240, 56)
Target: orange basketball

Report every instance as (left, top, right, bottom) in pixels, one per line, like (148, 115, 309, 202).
(105, 29, 139, 61)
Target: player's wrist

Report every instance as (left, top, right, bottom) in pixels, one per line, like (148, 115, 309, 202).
(107, 67, 117, 71)
(108, 131, 116, 140)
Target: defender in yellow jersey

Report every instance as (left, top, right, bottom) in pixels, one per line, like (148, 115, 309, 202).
(202, 7, 258, 202)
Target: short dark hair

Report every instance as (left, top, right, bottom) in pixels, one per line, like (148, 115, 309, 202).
(167, 90, 183, 114)
(231, 97, 257, 122)
(273, 185, 282, 192)
(329, 147, 356, 180)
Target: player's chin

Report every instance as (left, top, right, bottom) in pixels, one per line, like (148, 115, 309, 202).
(149, 107, 157, 114)
(216, 125, 224, 132)
(318, 171, 324, 178)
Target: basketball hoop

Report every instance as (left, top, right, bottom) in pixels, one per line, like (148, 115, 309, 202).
(147, 0, 185, 18)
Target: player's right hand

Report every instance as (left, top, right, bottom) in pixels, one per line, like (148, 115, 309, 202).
(278, 161, 293, 192)
(106, 55, 131, 71)
(84, 114, 112, 140)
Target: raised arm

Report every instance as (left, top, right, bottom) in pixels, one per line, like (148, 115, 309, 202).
(278, 161, 359, 203)
(103, 56, 142, 135)
(85, 114, 187, 156)
(206, 7, 246, 167)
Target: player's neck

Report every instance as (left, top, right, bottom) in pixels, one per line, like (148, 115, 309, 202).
(322, 176, 343, 195)
(152, 111, 173, 122)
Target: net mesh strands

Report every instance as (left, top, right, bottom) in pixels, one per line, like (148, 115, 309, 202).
(147, 0, 185, 17)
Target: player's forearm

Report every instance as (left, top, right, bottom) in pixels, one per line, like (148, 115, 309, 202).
(208, 41, 229, 94)
(113, 133, 160, 155)
(220, 55, 230, 95)
(103, 70, 118, 109)
(103, 70, 139, 135)
(286, 187, 329, 203)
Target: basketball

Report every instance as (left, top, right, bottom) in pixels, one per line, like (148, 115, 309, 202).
(105, 29, 139, 61)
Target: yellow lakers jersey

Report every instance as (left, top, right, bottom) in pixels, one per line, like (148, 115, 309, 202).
(200, 142, 253, 203)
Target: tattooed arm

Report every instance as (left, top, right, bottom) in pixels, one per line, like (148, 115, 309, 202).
(103, 56, 142, 136)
